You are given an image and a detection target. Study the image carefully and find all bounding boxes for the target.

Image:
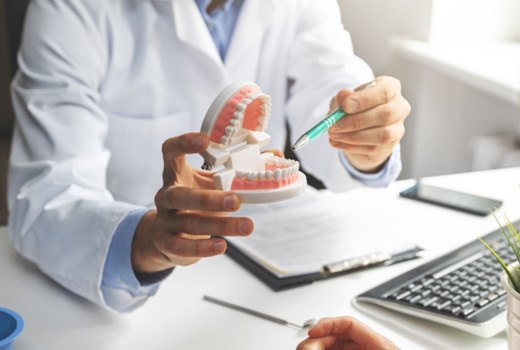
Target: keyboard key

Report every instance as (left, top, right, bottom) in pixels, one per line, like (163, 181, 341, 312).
(468, 295, 480, 303)
(457, 280, 468, 288)
(477, 299, 489, 307)
(437, 300, 452, 311)
(449, 285, 460, 293)
(460, 300, 471, 309)
(468, 284, 479, 292)
(451, 306, 462, 315)
(409, 295, 423, 304)
(460, 289, 470, 297)
(430, 284, 441, 292)
(421, 289, 432, 297)
(479, 290, 490, 298)
(488, 285, 499, 292)
(462, 308, 475, 317)
(420, 297, 439, 307)
(410, 284, 423, 293)
(421, 278, 435, 286)
(439, 279, 450, 287)
(488, 293, 498, 301)
(440, 290, 450, 298)
(395, 291, 411, 301)
(452, 295, 462, 302)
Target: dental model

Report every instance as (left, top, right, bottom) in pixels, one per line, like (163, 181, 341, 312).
(200, 80, 307, 204)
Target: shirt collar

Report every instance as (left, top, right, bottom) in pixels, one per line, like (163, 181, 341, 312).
(194, 0, 237, 15)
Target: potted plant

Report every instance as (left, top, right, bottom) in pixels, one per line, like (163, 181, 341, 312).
(481, 213, 520, 350)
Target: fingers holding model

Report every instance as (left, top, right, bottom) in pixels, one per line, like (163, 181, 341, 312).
(328, 76, 411, 173)
(296, 317, 399, 350)
(131, 132, 254, 274)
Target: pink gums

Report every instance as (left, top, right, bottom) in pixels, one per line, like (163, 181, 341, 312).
(209, 86, 255, 144)
(242, 98, 263, 131)
(231, 173, 299, 190)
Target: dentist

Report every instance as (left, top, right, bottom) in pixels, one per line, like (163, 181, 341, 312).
(8, 0, 410, 312)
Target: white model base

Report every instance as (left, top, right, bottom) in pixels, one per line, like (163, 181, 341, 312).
(234, 172, 307, 204)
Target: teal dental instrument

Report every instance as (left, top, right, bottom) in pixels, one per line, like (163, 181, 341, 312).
(292, 81, 376, 151)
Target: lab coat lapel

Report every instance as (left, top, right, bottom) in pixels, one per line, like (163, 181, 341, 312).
(171, 0, 225, 71)
(225, 0, 276, 81)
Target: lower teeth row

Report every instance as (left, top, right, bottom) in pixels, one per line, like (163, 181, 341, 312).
(235, 164, 299, 181)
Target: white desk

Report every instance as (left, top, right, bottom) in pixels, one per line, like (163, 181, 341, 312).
(3, 168, 520, 350)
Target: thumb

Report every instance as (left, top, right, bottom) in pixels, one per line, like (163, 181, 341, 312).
(161, 132, 209, 186)
(296, 336, 337, 350)
(333, 89, 356, 114)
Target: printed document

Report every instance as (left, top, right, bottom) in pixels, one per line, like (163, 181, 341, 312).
(228, 187, 418, 277)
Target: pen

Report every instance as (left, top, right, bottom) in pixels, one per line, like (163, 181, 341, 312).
(322, 247, 423, 275)
(292, 81, 376, 151)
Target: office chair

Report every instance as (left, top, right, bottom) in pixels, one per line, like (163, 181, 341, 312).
(4, 0, 31, 77)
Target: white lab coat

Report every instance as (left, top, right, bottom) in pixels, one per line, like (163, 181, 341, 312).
(8, 0, 379, 308)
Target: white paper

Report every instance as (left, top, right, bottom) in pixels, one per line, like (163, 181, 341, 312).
(228, 188, 418, 277)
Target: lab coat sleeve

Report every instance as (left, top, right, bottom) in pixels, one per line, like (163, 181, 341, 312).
(285, 0, 401, 191)
(8, 0, 148, 310)
(339, 145, 402, 188)
(102, 209, 171, 313)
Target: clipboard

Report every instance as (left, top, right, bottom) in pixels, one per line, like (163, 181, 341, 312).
(226, 240, 422, 291)
(225, 187, 422, 291)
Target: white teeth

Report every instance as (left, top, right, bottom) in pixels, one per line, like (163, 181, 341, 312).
(233, 164, 299, 182)
(221, 136, 229, 144)
(233, 111, 242, 120)
(225, 126, 234, 136)
(230, 119, 239, 126)
(243, 98, 253, 104)
(236, 103, 246, 111)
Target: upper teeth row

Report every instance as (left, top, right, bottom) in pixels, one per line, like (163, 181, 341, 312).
(235, 163, 299, 181)
(257, 96, 271, 131)
(221, 93, 271, 145)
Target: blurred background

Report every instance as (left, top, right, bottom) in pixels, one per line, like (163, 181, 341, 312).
(0, 0, 519, 224)
(337, 0, 520, 179)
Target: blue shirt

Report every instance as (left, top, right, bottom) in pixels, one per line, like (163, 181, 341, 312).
(101, 0, 400, 312)
(194, 0, 245, 60)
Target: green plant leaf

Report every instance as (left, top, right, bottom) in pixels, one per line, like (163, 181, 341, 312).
(480, 238, 520, 293)
(492, 211, 520, 264)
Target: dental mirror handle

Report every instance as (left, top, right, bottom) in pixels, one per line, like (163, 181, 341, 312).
(203, 295, 311, 329)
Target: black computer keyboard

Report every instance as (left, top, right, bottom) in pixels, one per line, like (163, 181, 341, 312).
(355, 222, 518, 338)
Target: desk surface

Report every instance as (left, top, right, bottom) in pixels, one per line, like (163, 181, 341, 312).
(3, 168, 520, 350)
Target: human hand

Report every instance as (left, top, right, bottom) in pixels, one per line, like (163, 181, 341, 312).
(328, 76, 411, 173)
(296, 317, 399, 350)
(131, 132, 254, 273)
